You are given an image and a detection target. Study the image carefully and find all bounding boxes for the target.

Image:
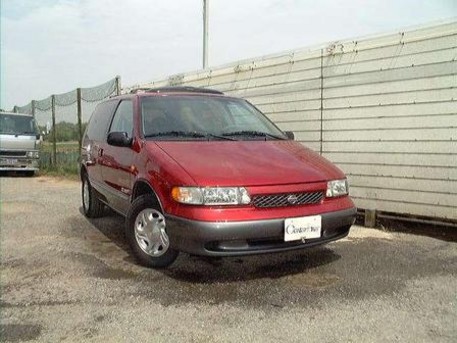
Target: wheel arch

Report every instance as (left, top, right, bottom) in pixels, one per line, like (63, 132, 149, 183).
(80, 165, 88, 181)
(131, 179, 164, 212)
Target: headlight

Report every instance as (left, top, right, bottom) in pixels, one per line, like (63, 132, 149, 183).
(326, 179, 348, 197)
(172, 187, 251, 205)
(26, 151, 39, 158)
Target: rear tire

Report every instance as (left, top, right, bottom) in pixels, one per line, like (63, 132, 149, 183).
(25, 171, 35, 177)
(126, 195, 178, 268)
(82, 174, 104, 218)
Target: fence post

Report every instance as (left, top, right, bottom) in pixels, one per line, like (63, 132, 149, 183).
(51, 95, 57, 167)
(13, 106, 18, 113)
(115, 75, 121, 95)
(77, 88, 83, 152)
(319, 48, 324, 156)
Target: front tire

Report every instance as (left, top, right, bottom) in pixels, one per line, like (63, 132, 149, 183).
(126, 195, 178, 268)
(82, 174, 104, 218)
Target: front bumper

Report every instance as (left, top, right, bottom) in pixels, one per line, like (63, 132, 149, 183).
(0, 157, 39, 171)
(166, 207, 356, 256)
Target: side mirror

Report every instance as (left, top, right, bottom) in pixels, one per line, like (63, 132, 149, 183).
(107, 132, 133, 147)
(285, 131, 295, 140)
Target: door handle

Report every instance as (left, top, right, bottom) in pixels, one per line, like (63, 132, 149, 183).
(98, 148, 104, 157)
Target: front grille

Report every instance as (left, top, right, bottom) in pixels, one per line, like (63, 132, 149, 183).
(252, 191, 324, 208)
(0, 151, 27, 157)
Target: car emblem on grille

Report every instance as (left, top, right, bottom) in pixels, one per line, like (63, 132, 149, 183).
(287, 195, 298, 204)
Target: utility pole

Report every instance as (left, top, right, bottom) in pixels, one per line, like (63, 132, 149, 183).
(203, 0, 209, 69)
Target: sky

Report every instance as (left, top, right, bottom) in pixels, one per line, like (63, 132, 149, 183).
(1, 0, 455, 109)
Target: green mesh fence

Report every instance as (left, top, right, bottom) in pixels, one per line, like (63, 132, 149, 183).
(13, 76, 120, 173)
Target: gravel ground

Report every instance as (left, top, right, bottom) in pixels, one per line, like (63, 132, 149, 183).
(1, 175, 456, 342)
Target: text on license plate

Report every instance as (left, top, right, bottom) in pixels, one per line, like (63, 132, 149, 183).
(5, 159, 18, 165)
(284, 215, 322, 242)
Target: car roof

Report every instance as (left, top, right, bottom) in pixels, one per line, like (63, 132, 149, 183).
(132, 86, 224, 95)
(0, 111, 34, 117)
(108, 86, 227, 101)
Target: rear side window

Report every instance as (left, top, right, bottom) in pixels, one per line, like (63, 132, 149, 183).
(86, 100, 118, 141)
(109, 100, 133, 138)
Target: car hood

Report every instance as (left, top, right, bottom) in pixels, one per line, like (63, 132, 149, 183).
(152, 141, 346, 187)
(0, 134, 38, 150)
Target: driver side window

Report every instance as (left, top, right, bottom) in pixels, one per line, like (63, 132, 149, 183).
(109, 100, 133, 138)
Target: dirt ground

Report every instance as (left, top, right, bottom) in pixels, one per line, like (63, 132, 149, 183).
(1, 176, 456, 342)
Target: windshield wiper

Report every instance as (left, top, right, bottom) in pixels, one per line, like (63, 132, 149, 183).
(145, 131, 206, 138)
(222, 130, 285, 140)
(145, 131, 236, 141)
(205, 133, 236, 141)
(15, 132, 36, 136)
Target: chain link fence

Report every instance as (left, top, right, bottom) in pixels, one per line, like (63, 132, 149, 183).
(12, 76, 121, 173)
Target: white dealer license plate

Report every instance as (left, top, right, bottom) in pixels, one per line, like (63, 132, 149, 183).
(5, 159, 18, 165)
(284, 215, 322, 242)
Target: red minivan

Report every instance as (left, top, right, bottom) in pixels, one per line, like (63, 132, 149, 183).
(81, 87, 356, 268)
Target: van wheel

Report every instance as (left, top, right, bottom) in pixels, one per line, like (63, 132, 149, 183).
(126, 195, 178, 268)
(82, 174, 104, 218)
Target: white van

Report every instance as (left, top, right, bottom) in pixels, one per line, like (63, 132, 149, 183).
(0, 112, 41, 176)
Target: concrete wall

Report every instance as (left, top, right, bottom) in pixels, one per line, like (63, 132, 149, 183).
(131, 21, 457, 221)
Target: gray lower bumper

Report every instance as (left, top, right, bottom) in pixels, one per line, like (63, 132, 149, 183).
(0, 158, 39, 171)
(166, 207, 356, 256)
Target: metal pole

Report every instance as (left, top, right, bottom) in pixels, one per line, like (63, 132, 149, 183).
(31, 101, 37, 138)
(319, 49, 324, 156)
(51, 95, 57, 167)
(77, 88, 83, 152)
(203, 0, 209, 69)
(115, 75, 121, 95)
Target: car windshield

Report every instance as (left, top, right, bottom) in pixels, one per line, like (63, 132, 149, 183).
(141, 95, 287, 141)
(0, 113, 38, 136)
